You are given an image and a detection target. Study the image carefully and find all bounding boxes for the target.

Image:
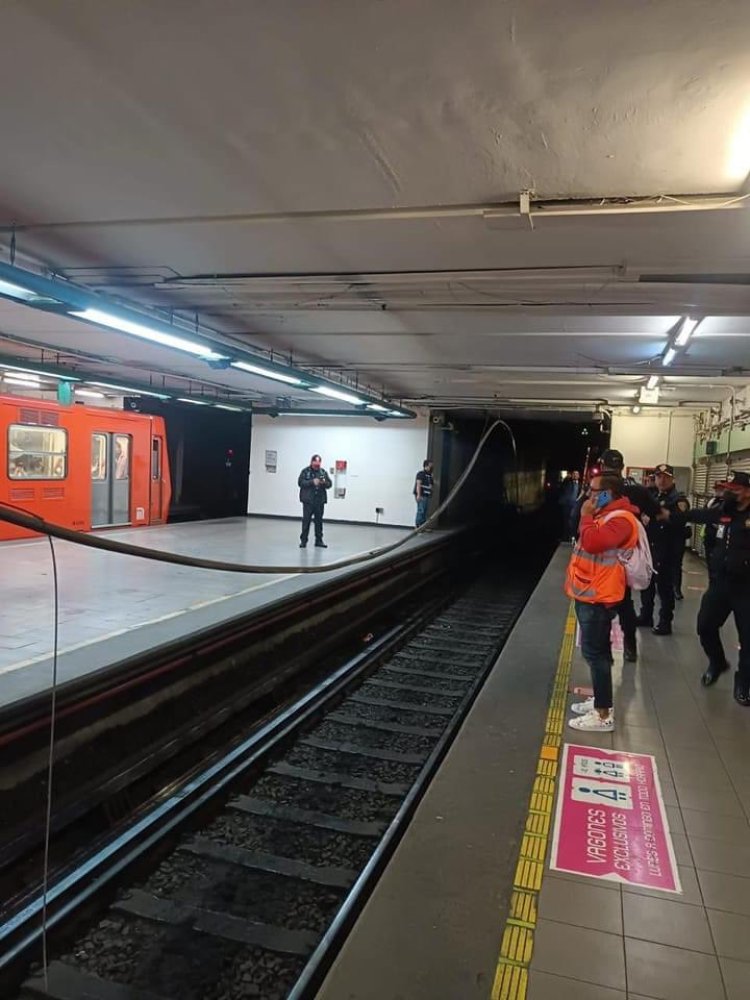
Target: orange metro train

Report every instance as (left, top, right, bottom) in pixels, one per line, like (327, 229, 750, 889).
(0, 393, 171, 541)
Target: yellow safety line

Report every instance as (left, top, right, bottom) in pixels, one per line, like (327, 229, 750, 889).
(490, 604, 577, 1000)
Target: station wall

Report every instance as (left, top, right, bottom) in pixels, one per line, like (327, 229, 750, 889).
(247, 415, 430, 526)
(610, 411, 696, 469)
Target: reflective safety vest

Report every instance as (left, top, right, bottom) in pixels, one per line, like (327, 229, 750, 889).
(565, 510, 639, 605)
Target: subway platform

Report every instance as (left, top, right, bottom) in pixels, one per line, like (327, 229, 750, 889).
(0, 516, 427, 709)
(318, 549, 750, 1000)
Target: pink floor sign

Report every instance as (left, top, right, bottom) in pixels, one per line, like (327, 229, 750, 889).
(550, 744, 681, 893)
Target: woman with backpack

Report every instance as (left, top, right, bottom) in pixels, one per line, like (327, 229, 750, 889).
(564, 472, 644, 732)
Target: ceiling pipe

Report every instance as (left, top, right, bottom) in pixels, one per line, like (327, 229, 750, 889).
(1, 193, 745, 234)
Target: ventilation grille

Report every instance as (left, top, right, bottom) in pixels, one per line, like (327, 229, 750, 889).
(42, 487, 65, 499)
(9, 487, 35, 501)
(17, 407, 60, 426)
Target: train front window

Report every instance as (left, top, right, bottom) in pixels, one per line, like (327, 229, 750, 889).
(91, 434, 107, 480)
(9, 425, 68, 479)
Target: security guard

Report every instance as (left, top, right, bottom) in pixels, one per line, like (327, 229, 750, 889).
(685, 471, 750, 705)
(298, 454, 333, 548)
(637, 463, 689, 635)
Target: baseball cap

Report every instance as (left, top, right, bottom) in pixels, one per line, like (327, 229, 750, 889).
(727, 470, 750, 488)
(655, 463, 675, 476)
(600, 449, 624, 471)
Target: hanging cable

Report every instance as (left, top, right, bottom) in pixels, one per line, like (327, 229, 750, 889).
(40, 534, 60, 991)
(0, 419, 518, 575)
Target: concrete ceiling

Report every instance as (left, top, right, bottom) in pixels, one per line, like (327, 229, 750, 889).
(1, 0, 750, 414)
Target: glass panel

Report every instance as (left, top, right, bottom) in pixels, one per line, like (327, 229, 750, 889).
(114, 435, 130, 480)
(151, 438, 161, 480)
(91, 434, 108, 480)
(9, 425, 67, 479)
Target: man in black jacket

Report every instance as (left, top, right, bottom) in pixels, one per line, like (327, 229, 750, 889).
(637, 463, 689, 636)
(684, 471, 750, 704)
(571, 449, 661, 661)
(298, 454, 333, 548)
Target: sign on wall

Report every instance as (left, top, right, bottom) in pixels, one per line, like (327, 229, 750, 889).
(265, 449, 277, 473)
(550, 743, 681, 893)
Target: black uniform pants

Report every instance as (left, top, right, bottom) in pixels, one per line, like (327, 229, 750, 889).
(674, 545, 686, 594)
(617, 587, 637, 647)
(697, 577, 750, 682)
(640, 556, 676, 625)
(301, 501, 324, 543)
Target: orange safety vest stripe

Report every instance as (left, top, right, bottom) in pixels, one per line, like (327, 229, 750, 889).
(565, 510, 639, 605)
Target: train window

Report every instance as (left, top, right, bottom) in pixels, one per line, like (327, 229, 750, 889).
(8, 425, 68, 479)
(151, 438, 161, 480)
(91, 434, 107, 480)
(114, 435, 130, 480)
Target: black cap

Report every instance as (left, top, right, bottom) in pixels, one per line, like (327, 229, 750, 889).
(728, 470, 750, 488)
(655, 463, 675, 477)
(600, 449, 624, 471)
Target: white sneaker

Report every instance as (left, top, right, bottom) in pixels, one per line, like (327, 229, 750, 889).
(571, 697, 594, 715)
(568, 710, 614, 732)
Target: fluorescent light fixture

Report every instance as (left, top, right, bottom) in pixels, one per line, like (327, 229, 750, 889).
(74, 389, 105, 399)
(1, 363, 79, 381)
(72, 308, 228, 362)
(89, 381, 171, 399)
(5, 372, 40, 384)
(646, 374, 661, 390)
(367, 403, 390, 413)
(215, 404, 244, 412)
(177, 397, 210, 406)
(231, 360, 303, 386)
(0, 278, 38, 302)
(276, 411, 364, 418)
(310, 385, 366, 405)
(675, 316, 701, 347)
(662, 347, 677, 366)
(3, 377, 43, 389)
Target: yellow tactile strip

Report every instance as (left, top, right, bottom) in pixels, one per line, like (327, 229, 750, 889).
(491, 605, 576, 1000)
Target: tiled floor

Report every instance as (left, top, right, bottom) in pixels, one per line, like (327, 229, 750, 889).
(530, 557, 750, 1000)
(0, 516, 414, 707)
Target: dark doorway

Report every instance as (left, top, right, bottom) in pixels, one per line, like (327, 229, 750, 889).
(126, 398, 251, 521)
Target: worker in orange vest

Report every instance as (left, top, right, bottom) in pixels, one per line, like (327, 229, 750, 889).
(565, 472, 640, 732)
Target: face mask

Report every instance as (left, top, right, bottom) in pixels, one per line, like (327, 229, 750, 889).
(595, 490, 613, 509)
(723, 491, 738, 509)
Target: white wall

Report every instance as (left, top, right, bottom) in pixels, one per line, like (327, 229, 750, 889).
(610, 411, 696, 469)
(248, 415, 430, 526)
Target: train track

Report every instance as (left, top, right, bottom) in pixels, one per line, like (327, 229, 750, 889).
(7, 571, 538, 1000)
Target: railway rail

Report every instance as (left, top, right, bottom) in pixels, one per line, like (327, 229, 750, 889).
(3, 560, 542, 1000)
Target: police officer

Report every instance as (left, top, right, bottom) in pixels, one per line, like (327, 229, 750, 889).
(637, 463, 688, 635)
(701, 481, 725, 581)
(571, 449, 661, 661)
(298, 454, 333, 548)
(684, 471, 750, 705)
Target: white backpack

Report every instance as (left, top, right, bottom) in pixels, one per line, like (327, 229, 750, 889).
(601, 512, 654, 591)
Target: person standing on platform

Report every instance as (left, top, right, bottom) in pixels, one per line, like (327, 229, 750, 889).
(683, 471, 750, 703)
(571, 449, 660, 662)
(298, 454, 332, 549)
(414, 460, 434, 528)
(637, 463, 688, 635)
(701, 481, 725, 581)
(565, 472, 640, 732)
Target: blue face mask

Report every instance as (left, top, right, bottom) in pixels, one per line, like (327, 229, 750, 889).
(595, 490, 613, 509)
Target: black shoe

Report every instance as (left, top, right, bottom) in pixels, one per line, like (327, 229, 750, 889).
(675, 589, 684, 601)
(652, 623, 672, 636)
(300, 541, 307, 548)
(733, 672, 750, 707)
(701, 661, 729, 687)
(635, 615, 653, 628)
(315, 541, 328, 548)
(623, 642, 638, 662)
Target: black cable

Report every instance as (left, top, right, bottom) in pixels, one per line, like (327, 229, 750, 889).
(0, 420, 517, 575)
(40, 534, 60, 990)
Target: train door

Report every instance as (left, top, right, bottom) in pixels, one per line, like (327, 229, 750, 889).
(149, 433, 165, 523)
(90, 432, 132, 527)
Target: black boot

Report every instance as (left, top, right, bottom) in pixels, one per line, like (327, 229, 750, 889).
(300, 540, 307, 548)
(733, 672, 750, 707)
(675, 589, 684, 601)
(623, 637, 638, 662)
(315, 540, 328, 548)
(701, 661, 729, 687)
(635, 614, 653, 628)
(652, 622, 672, 636)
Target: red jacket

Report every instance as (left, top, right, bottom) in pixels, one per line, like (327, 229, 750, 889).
(566, 497, 640, 605)
(578, 497, 641, 553)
